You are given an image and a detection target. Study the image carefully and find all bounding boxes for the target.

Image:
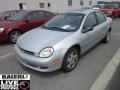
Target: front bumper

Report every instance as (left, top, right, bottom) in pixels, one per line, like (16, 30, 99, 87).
(15, 45, 62, 72)
(0, 31, 7, 41)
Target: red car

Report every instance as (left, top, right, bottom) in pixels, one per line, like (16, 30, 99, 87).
(0, 10, 55, 43)
(0, 10, 20, 21)
(99, 4, 120, 18)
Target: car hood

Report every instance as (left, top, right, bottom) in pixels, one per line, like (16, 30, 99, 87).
(17, 28, 72, 53)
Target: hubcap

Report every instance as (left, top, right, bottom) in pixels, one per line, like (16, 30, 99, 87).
(10, 32, 21, 42)
(106, 32, 110, 42)
(67, 51, 78, 69)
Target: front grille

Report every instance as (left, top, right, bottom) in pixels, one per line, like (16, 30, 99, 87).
(26, 62, 36, 67)
(19, 47, 34, 55)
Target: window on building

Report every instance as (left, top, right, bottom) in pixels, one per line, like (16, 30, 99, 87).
(39, 3, 44, 8)
(80, 0, 84, 6)
(89, 1, 92, 6)
(68, 0, 72, 7)
(19, 3, 26, 9)
(48, 2, 51, 7)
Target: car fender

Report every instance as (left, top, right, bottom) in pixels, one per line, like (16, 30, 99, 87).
(5, 27, 22, 36)
(53, 33, 82, 62)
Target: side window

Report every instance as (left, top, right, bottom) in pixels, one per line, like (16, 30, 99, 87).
(9, 12, 17, 17)
(27, 12, 45, 20)
(83, 13, 97, 30)
(95, 12, 106, 24)
(45, 12, 54, 17)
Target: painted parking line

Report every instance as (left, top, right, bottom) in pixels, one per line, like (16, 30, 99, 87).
(90, 48, 120, 90)
(0, 52, 15, 60)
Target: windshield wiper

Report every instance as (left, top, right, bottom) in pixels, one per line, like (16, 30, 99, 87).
(47, 26, 70, 32)
(7, 18, 15, 21)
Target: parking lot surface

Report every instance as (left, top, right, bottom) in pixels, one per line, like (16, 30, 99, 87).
(0, 19, 120, 90)
(106, 64, 120, 90)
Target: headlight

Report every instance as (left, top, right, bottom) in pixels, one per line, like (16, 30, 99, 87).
(0, 28, 4, 33)
(39, 47, 54, 58)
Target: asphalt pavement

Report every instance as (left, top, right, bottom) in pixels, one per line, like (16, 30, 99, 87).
(0, 19, 120, 90)
(106, 64, 120, 90)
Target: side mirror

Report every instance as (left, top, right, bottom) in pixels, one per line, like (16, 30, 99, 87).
(4, 16, 9, 20)
(82, 26, 93, 33)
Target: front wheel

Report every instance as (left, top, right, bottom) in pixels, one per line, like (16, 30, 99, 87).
(8, 30, 21, 43)
(62, 48, 79, 72)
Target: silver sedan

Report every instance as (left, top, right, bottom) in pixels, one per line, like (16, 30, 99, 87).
(15, 9, 112, 72)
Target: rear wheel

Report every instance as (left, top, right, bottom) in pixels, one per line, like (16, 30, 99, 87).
(8, 30, 21, 43)
(62, 48, 79, 72)
(102, 31, 111, 43)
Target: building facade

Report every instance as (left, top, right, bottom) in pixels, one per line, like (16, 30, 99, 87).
(0, 0, 97, 12)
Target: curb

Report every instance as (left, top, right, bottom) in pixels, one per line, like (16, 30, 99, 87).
(90, 49, 120, 90)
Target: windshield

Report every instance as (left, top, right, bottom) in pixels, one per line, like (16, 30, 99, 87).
(8, 11, 27, 21)
(0, 11, 7, 18)
(42, 13, 85, 32)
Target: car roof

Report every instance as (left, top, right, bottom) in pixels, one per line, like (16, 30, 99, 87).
(2, 10, 53, 13)
(60, 9, 97, 15)
(1, 10, 22, 13)
(23, 10, 53, 13)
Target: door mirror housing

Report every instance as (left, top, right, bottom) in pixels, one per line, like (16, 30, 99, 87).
(82, 26, 93, 33)
(4, 16, 9, 20)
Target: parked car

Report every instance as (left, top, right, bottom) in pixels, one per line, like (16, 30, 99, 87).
(81, 7, 91, 9)
(92, 4, 105, 10)
(0, 10, 20, 21)
(98, 4, 120, 18)
(15, 9, 112, 72)
(0, 10, 55, 43)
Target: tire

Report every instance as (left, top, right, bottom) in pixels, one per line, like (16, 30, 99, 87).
(102, 31, 111, 43)
(62, 47, 79, 72)
(8, 30, 21, 43)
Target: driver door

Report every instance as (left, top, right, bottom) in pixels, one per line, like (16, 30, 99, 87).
(81, 12, 100, 52)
